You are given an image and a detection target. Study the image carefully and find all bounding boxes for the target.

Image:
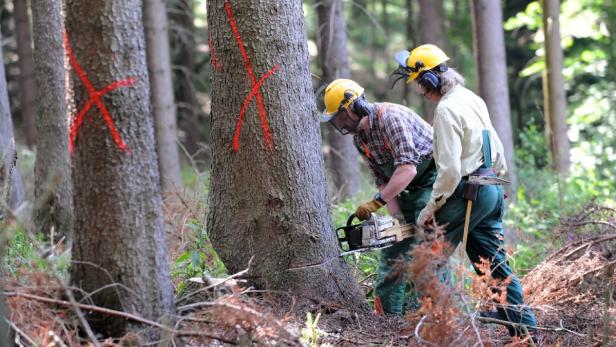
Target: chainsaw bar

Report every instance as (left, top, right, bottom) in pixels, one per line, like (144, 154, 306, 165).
(339, 244, 395, 257)
(336, 213, 416, 257)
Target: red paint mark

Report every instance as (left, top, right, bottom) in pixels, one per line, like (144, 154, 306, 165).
(225, 1, 277, 152)
(208, 33, 223, 72)
(64, 32, 135, 154)
(233, 64, 279, 152)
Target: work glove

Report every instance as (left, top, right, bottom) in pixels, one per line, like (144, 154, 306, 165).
(417, 201, 438, 229)
(355, 199, 384, 221)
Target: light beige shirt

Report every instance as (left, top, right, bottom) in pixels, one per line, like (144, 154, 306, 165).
(430, 85, 507, 208)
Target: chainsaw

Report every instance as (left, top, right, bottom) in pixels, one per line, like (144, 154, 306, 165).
(335, 213, 416, 256)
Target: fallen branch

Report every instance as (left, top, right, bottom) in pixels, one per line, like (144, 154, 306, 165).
(177, 299, 297, 340)
(3, 291, 238, 344)
(414, 315, 437, 347)
(175, 256, 253, 305)
(563, 234, 616, 260)
(477, 316, 585, 337)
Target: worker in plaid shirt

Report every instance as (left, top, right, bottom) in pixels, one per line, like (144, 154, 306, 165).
(321, 78, 436, 315)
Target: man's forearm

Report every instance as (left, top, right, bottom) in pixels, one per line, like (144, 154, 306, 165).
(380, 164, 416, 202)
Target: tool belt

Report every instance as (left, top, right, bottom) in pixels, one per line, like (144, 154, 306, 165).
(461, 167, 497, 201)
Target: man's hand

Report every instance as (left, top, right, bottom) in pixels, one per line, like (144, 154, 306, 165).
(417, 202, 438, 228)
(355, 199, 384, 221)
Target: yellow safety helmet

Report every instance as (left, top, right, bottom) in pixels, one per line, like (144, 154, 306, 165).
(321, 79, 365, 119)
(390, 44, 450, 87)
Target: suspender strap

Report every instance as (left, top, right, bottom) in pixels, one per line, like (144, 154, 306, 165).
(481, 129, 492, 169)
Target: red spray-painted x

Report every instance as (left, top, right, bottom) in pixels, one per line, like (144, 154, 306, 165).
(64, 32, 135, 154)
(224, 1, 279, 152)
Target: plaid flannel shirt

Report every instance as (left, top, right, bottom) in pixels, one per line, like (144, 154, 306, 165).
(353, 102, 433, 186)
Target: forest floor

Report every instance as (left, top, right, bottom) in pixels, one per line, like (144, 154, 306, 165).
(4, 199, 615, 346)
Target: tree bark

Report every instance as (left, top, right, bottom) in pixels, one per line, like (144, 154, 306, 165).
(403, 0, 421, 107)
(541, 0, 570, 176)
(0, 284, 11, 347)
(471, 0, 518, 193)
(0, 233, 14, 347)
(418, 0, 445, 122)
(207, 0, 365, 306)
(31, 0, 73, 242)
(316, 0, 360, 201)
(169, 0, 202, 159)
(13, 0, 37, 148)
(65, 0, 175, 339)
(144, 0, 182, 192)
(0, 27, 25, 211)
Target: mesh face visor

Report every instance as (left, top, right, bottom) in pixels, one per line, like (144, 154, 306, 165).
(322, 107, 358, 135)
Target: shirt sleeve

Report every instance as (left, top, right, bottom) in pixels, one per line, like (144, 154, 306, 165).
(430, 106, 463, 209)
(380, 113, 421, 166)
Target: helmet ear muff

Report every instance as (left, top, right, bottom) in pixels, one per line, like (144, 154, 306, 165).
(417, 65, 448, 92)
(417, 70, 441, 92)
(351, 95, 370, 118)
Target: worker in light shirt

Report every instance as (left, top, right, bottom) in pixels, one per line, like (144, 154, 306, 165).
(390, 44, 538, 342)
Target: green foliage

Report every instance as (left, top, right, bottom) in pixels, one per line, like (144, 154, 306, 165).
(2, 226, 69, 278)
(506, 123, 616, 274)
(171, 218, 227, 295)
(299, 312, 331, 347)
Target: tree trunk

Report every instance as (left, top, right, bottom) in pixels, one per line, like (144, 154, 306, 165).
(207, 0, 365, 306)
(13, 0, 37, 148)
(403, 0, 422, 107)
(144, 0, 182, 192)
(170, 0, 202, 159)
(316, 0, 360, 201)
(31, 0, 73, 242)
(471, 0, 518, 193)
(541, 0, 570, 176)
(0, 285, 11, 347)
(0, 234, 13, 347)
(0, 27, 25, 211)
(418, 0, 445, 122)
(65, 0, 175, 339)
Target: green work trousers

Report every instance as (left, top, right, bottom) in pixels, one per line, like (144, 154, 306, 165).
(437, 180, 538, 333)
(374, 159, 436, 315)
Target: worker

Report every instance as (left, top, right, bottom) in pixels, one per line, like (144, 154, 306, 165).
(321, 79, 436, 316)
(390, 44, 538, 340)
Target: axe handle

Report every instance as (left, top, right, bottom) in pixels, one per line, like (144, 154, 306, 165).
(462, 200, 472, 257)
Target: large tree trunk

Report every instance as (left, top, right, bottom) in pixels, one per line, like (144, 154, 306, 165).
(13, 0, 37, 148)
(144, 0, 182, 192)
(471, 0, 518, 193)
(207, 0, 365, 306)
(316, 0, 360, 201)
(541, 0, 570, 176)
(0, 28, 24, 211)
(170, 0, 202, 160)
(66, 0, 175, 340)
(0, 234, 13, 347)
(0, 284, 11, 347)
(403, 0, 421, 107)
(418, 0, 445, 122)
(31, 0, 73, 242)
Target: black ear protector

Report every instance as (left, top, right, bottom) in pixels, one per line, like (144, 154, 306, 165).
(351, 95, 371, 118)
(417, 64, 448, 92)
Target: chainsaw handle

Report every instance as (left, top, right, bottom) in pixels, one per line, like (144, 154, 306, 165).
(346, 213, 358, 226)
